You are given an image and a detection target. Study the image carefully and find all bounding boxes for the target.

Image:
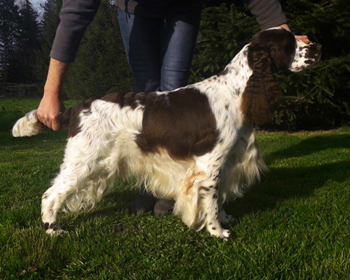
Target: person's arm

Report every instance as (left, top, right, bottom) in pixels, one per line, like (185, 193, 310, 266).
(50, 0, 101, 63)
(37, 0, 101, 130)
(244, 0, 310, 44)
(244, 0, 287, 30)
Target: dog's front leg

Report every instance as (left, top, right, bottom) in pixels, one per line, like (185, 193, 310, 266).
(198, 178, 233, 240)
(195, 156, 234, 241)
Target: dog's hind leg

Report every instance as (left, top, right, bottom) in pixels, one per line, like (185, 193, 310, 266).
(41, 157, 92, 235)
(41, 136, 112, 235)
(41, 169, 78, 235)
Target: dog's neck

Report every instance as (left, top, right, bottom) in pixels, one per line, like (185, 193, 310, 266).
(194, 45, 252, 99)
(191, 45, 253, 133)
(221, 44, 253, 97)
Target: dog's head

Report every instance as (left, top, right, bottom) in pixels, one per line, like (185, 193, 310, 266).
(241, 28, 322, 125)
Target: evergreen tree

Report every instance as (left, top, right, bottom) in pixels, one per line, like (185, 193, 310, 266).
(35, 0, 62, 84)
(190, 3, 258, 83)
(12, 0, 40, 83)
(64, 0, 132, 99)
(191, 1, 350, 130)
(273, 0, 350, 129)
(0, 0, 20, 88)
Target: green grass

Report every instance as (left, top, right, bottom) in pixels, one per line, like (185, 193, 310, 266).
(1, 99, 350, 279)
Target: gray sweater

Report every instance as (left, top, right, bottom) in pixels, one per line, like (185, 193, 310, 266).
(50, 0, 287, 63)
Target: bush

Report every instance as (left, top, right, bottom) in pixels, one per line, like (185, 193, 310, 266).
(190, 0, 350, 130)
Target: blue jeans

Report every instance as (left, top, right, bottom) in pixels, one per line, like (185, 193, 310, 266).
(117, 9, 201, 92)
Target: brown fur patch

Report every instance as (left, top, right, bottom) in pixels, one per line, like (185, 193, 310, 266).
(136, 88, 219, 160)
(60, 98, 95, 138)
(100, 91, 154, 109)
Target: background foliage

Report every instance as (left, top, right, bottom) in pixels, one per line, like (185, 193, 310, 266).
(190, 0, 350, 130)
(275, 0, 350, 130)
(0, 0, 39, 84)
(63, 1, 133, 99)
(0, 0, 349, 130)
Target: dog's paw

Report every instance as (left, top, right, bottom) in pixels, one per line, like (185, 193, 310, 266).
(207, 224, 236, 241)
(46, 228, 68, 236)
(222, 229, 237, 241)
(44, 222, 67, 236)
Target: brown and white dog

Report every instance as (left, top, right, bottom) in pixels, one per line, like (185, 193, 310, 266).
(12, 28, 321, 240)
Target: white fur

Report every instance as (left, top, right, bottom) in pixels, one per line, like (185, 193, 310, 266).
(12, 110, 45, 137)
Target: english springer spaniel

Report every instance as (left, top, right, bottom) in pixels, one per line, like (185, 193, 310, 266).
(12, 28, 321, 240)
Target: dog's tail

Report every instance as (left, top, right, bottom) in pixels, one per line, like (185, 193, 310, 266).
(12, 109, 72, 137)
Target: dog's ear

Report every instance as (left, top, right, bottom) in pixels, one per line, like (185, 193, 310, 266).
(240, 41, 281, 125)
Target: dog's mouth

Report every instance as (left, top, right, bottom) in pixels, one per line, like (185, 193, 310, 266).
(305, 55, 321, 65)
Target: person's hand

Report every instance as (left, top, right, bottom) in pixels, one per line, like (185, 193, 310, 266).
(37, 58, 70, 130)
(295, 35, 310, 44)
(37, 93, 65, 131)
(280, 24, 310, 44)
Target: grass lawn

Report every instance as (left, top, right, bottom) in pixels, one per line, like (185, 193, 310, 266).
(1, 99, 350, 279)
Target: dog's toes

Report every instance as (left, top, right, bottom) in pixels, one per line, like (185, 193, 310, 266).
(57, 229, 68, 236)
(46, 228, 68, 236)
(222, 229, 231, 240)
(222, 229, 237, 241)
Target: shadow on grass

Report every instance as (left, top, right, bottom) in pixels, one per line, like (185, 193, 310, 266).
(63, 187, 137, 231)
(265, 134, 350, 164)
(225, 133, 350, 218)
(228, 160, 350, 219)
(0, 129, 68, 147)
(86, 189, 135, 217)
